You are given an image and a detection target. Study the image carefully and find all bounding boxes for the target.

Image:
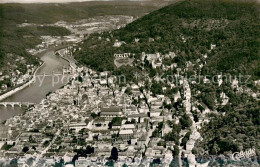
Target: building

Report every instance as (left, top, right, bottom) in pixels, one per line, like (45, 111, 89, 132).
(150, 109, 162, 117)
(119, 129, 133, 140)
(100, 107, 123, 117)
(69, 123, 88, 132)
(120, 124, 135, 130)
(75, 157, 88, 167)
(0, 125, 9, 140)
(114, 53, 131, 58)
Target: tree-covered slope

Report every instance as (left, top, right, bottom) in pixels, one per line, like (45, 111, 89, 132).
(0, 1, 166, 67)
(75, 0, 259, 79)
(0, 1, 166, 24)
(75, 0, 260, 159)
(0, 1, 165, 90)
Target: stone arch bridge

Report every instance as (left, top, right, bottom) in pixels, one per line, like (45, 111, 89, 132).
(0, 102, 35, 108)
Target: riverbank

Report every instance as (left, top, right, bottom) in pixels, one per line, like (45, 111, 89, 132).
(0, 62, 45, 102)
(54, 46, 78, 69)
(57, 53, 77, 71)
(0, 50, 71, 120)
(0, 45, 71, 102)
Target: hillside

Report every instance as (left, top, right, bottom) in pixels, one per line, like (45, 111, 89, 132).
(0, 1, 164, 61)
(0, 1, 169, 24)
(0, 1, 168, 91)
(75, 0, 259, 79)
(75, 0, 260, 160)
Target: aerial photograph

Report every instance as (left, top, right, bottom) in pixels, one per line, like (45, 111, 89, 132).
(0, 0, 259, 166)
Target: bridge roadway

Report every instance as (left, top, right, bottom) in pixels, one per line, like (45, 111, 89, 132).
(36, 72, 65, 77)
(0, 102, 35, 108)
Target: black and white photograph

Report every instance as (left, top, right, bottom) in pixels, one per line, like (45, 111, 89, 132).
(0, 0, 259, 166)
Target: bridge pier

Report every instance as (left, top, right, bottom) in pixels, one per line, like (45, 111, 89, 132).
(0, 102, 35, 108)
(0, 103, 7, 108)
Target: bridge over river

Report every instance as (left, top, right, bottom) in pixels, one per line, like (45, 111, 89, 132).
(0, 49, 71, 121)
(0, 102, 35, 108)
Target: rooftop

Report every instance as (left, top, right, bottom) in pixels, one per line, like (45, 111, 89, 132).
(119, 129, 133, 135)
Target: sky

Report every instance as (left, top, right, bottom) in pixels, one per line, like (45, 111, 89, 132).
(0, 0, 154, 3)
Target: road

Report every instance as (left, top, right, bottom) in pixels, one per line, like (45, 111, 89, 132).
(32, 128, 62, 166)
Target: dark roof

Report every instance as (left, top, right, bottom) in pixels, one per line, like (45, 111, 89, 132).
(0, 125, 9, 138)
(100, 106, 123, 113)
(100, 112, 121, 116)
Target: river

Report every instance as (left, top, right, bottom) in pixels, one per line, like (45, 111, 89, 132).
(0, 50, 70, 121)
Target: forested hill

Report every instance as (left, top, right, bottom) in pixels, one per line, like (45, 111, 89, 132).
(0, 1, 166, 66)
(75, 0, 259, 80)
(0, 1, 165, 91)
(75, 0, 260, 159)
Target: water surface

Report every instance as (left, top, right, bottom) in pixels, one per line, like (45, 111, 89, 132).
(0, 51, 70, 121)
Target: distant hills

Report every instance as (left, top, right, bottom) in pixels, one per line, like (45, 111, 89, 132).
(76, 0, 260, 79)
(0, 0, 178, 3)
(0, 1, 171, 24)
(0, 0, 167, 70)
(0, 0, 169, 92)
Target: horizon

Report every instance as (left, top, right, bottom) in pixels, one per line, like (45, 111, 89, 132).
(0, 0, 164, 4)
(1, 0, 258, 5)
